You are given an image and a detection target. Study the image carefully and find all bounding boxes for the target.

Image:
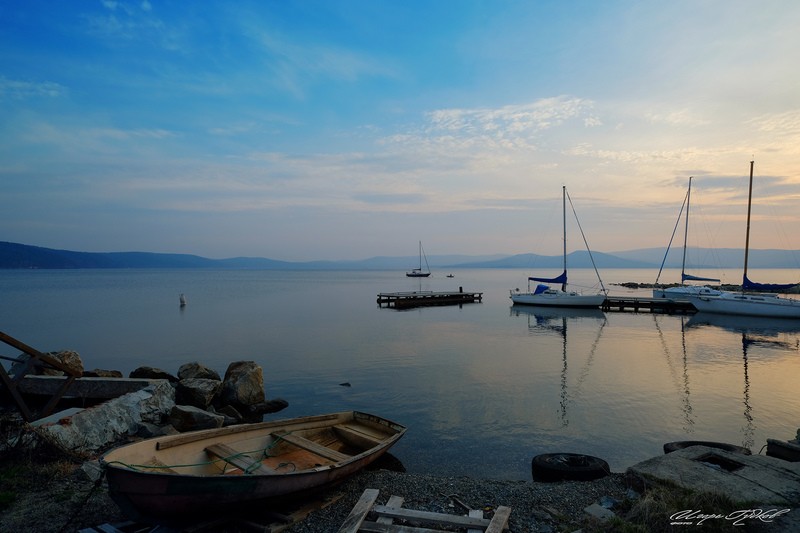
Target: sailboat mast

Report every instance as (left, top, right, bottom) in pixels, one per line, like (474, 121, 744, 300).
(418, 241, 422, 270)
(561, 185, 567, 292)
(680, 177, 692, 284)
(742, 160, 754, 285)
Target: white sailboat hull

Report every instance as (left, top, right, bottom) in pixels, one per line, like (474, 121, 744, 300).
(652, 286, 720, 300)
(510, 290, 606, 308)
(687, 292, 800, 318)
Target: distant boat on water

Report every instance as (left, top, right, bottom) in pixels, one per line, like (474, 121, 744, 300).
(179, 293, 187, 306)
(406, 241, 431, 277)
(686, 161, 800, 318)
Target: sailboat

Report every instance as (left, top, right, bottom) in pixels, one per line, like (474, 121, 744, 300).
(406, 241, 431, 277)
(653, 176, 721, 299)
(686, 161, 800, 318)
(510, 186, 607, 308)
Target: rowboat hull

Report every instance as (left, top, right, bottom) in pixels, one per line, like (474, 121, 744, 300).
(101, 411, 406, 524)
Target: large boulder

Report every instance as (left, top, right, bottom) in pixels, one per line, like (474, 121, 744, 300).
(176, 378, 221, 409)
(178, 362, 221, 381)
(83, 368, 123, 378)
(32, 380, 176, 455)
(168, 405, 224, 432)
(10, 350, 84, 377)
(129, 366, 178, 382)
(42, 350, 84, 376)
(247, 398, 289, 417)
(218, 361, 265, 414)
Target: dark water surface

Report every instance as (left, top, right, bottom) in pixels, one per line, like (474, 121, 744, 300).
(2, 268, 798, 480)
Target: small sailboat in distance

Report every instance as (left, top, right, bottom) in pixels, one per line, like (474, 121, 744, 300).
(406, 241, 431, 277)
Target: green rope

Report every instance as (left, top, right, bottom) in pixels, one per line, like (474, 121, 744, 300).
(106, 432, 298, 473)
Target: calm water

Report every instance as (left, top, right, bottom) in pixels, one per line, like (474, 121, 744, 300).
(1, 268, 799, 480)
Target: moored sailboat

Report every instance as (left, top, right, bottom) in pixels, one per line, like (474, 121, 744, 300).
(510, 186, 607, 308)
(653, 176, 721, 299)
(406, 241, 431, 277)
(686, 161, 800, 318)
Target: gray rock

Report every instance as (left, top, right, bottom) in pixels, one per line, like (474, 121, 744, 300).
(247, 398, 289, 416)
(169, 405, 224, 432)
(42, 350, 84, 376)
(218, 361, 265, 410)
(78, 460, 105, 482)
(584, 503, 615, 521)
(83, 368, 123, 378)
(136, 421, 167, 439)
(32, 380, 175, 454)
(130, 366, 178, 382)
(178, 362, 221, 381)
(208, 404, 242, 426)
(176, 378, 221, 409)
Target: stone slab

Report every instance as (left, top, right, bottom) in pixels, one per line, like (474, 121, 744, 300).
(33, 380, 175, 455)
(626, 445, 800, 505)
(16, 375, 159, 399)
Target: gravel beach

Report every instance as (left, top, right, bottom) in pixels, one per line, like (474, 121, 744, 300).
(0, 460, 631, 532)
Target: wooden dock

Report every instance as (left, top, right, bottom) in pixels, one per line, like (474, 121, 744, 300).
(377, 289, 483, 309)
(602, 296, 695, 314)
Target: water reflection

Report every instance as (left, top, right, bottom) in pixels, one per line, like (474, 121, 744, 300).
(686, 312, 800, 450)
(652, 315, 695, 433)
(686, 312, 800, 338)
(510, 306, 606, 427)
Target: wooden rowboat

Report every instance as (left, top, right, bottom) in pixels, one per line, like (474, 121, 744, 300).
(101, 411, 406, 523)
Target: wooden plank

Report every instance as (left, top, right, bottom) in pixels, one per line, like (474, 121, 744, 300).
(376, 495, 405, 526)
(0, 330, 81, 376)
(157, 413, 343, 450)
(205, 443, 277, 474)
(337, 488, 380, 533)
(274, 431, 350, 462)
(0, 364, 33, 420)
(485, 506, 511, 533)
(369, 506, 489, 529)
(359, 524, 466, 533)
(334, 424, 383, 447)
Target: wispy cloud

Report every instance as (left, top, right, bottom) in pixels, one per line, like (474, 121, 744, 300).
(0, 77, 65, 99)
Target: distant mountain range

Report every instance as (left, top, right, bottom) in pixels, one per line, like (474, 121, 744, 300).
(1, 240, 799, 270)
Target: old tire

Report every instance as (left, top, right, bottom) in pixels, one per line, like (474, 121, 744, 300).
(531, 453, 610, 482)
(663, 441, 751, 455)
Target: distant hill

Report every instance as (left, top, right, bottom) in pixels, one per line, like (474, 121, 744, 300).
(1, 241, 799, 270)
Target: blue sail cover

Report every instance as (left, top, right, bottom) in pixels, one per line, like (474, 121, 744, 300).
(529, 270, 567, 285)
(742, 275, 798, 292)
(682, 273, 720, 283)
(532, 284, 550, 295)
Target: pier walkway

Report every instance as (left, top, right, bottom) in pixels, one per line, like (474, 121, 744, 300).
(377, 289, 483, 309)
(602, 296, 695, 313)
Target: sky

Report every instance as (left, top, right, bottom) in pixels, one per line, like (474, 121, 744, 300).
(2, 1, 800, 261)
